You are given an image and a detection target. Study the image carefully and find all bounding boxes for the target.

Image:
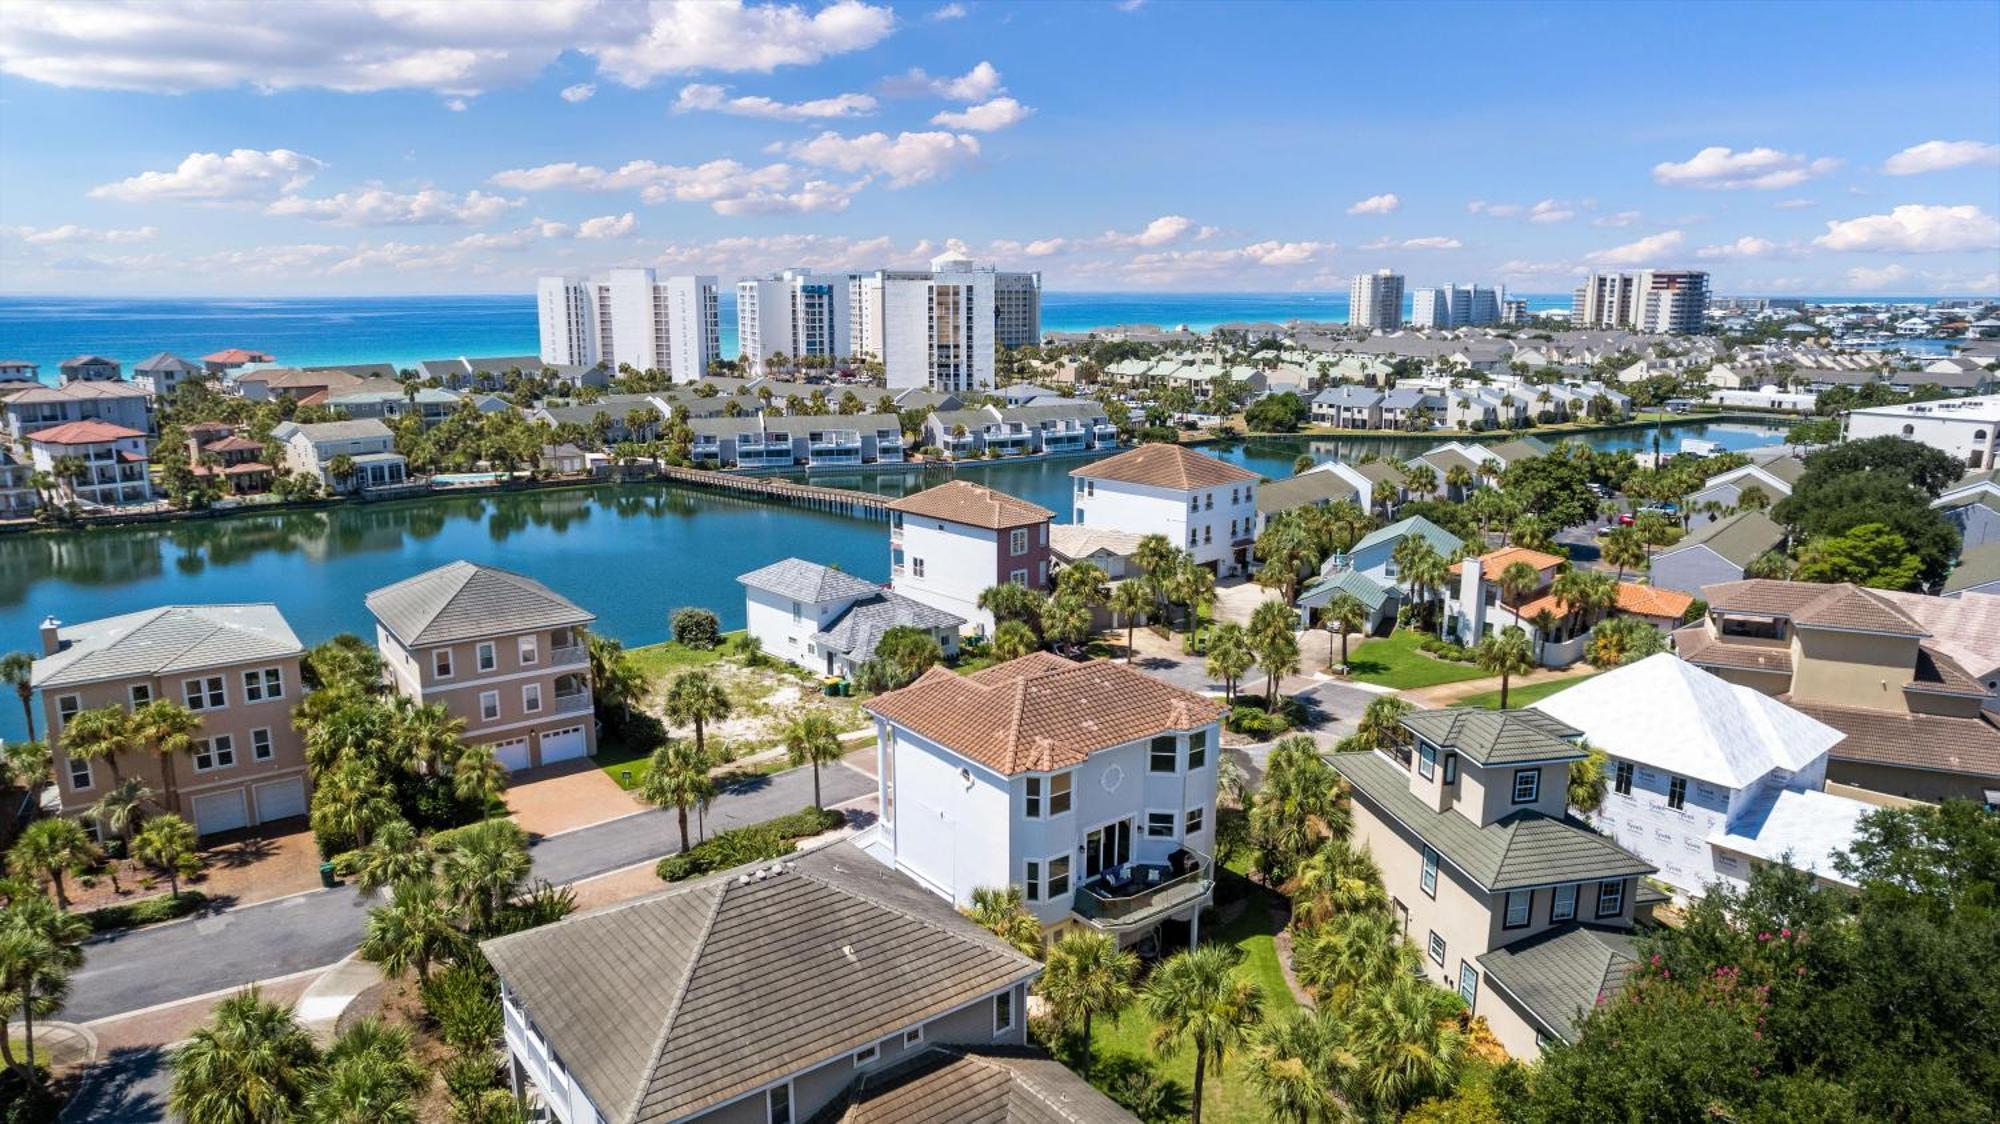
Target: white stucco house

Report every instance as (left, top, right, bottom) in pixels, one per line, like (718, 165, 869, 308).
(1533, 653, 1871, 898)
(1071, 444, 1260, 576)
(737, 557, 963, 677)
(862, 652, 1226, 952)
(887, 481, 1054, 636)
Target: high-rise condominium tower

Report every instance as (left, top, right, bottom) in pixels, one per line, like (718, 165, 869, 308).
(536, 270, 720, 381)
(1409, 284, 1505, 329)
(1571, 270, 1709, 333)
(736, 269, 854, 374)
(1348, 269, 1405, 330)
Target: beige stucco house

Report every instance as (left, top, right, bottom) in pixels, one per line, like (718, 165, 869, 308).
(367, 561, 597, 773)
(32, 604, 312, 837)
(1330, 709, 1654, 1059)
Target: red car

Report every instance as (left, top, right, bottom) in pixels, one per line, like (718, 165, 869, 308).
(1616, 512, 1635, 526)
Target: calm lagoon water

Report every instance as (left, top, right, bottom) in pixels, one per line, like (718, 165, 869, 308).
(0, 420, 1783, 742)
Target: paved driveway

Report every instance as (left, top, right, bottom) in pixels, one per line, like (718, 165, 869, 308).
(505, 757, 642, 837)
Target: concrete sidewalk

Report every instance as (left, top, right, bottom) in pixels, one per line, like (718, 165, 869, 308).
(295, 954, 383, 1045)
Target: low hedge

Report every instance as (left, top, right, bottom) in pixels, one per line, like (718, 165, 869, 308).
(1225, 695, 1309, 738)
(84, 890, 208, 934)
(655, 806, 845, 883)
(1417, 635, 1475, 662)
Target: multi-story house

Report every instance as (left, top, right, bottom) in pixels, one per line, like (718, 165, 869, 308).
(864, 652, 1226, 949)
(480, 840, 1081, 1124)
(1685, 455, 1805, 511)
(228, 367, 368, 403)
(1311, 385, 1384, 428)
(367, 561, 597, 772)
(0, 449, 36, 520)
(1534, 652, 1871, 897)
(57, 354, 122, 383)
(1933, 468, 2000, 550)
(1071, 445, 1259, 576)
(888, 481, 1053, 635)
(1330, 710, 1654, 1059)
(132, 352, 205, 398)
(187, 430, 275, 495)
(272, 418, 410, 492)
(3, 380, 153, 443)
(1675, 578, 2000, 805)
(324, 380, 462, 425)
(0, 359, 41, 383)
(1650, 510, 1787, 595)
(32, 604, 312, 836)
(26, 420, 155, 507)
(1446, 545, 1692, 666)
(738, 557, 962, 677)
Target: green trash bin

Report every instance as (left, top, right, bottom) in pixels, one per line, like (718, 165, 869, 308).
(319, 862, 338, 889)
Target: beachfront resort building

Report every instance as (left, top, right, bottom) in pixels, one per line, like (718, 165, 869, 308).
(857, 255, 999, 393)
(536, 269, 722, 383)
(33, 605, 312, 837)
(1410, 284, 1504, 329)
(738, 557, 963, 677)
(1348, 269, 1405, 330)
(367, 561, 597, 773)
(736, 268, 852, 374)
(888, 481, 1054, 635)
(1071, 444, 1261, 577)
(1570, 270, 1710, 334)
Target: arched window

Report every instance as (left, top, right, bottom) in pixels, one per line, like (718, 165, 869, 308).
(1902, 423, 1915, 437)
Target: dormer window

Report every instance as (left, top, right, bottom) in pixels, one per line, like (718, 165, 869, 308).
(1417, 742, 1437, 781)
(1511, 768, 1540, 805)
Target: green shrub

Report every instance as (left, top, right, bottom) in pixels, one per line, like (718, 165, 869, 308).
(83, 890, 208, 933)
(655, 806, 845, 882)
(1226, 705, 1291, 738)
(671, 607, 722, 649)
(421, 962, 502, 1054)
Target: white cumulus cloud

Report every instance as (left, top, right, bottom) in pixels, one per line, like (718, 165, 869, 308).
(1813, 204, 2000, 253)
(267, 188, 520, 226)
(9, 223, 158, 244)
(1584, 229, 1685, 265)
(928, 3, 968, 20)
(1527, 199, 1575, 224)
(489, 158, 860, 215)
(1774, 198, 1817, 210)
(1696, 236, 1782, 260)
(1346, 193, 1400, 216)
(1881, 140, 2000, 176)
(1592, 211, 1642, 227)
(674, 82, 876, 120)
(879, 60, 1002, 101)
(785, 130, 981, 187)
(575, 212, 637, 239)
(1652, 146, 1840, 190)
(89, 148, 325, 204)
(928, 96, 1031, 132)
(560, 83, 596, 103)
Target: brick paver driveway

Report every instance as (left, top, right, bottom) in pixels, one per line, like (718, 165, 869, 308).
(504, 757, 642, 836)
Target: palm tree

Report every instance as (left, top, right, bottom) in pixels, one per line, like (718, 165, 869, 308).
(1040, 594, 1092, 653)
(61, 703, 133, 783)
(1568, 741, 1608, 812)
(8, 818, 99, 908)
(991, 620, 1039, 661)
(1248, 600, 1300, 713)
(1352, 696, 1411, 755)
(1287, 836, 1386, 929)
(1249, 738, 1348, 886)
(348, 819, 432, 893)
(130, 699, 201, 809)
(1204, 622, 1253, 701)
(977, 582, 1045, 630)
(782, 710, 843, 810)
(641, 741, 714, 853)
(662, 671, 731, 764)
(170, 987, 323, 1124)
(1444, 463, 1473, 500)
(1323, 592, 1367, 671)
(1473, 626, 1536, 708)
(1292, 910, 1409, 1008)
(1401, 462, 1438, 501)
(1109, 580, 1151, 662)
(132, 813, 202, 899)
(437, 819, 530, 933)
(358, 875, 463, 984)
(0, 652, 35, 744)
(1038, 930, 1138, 1076)
(388, 698, 463, 775)
(1497, 560, 1540, 608)
(966, 886, 1043, 958)
(1055, 561, 1109, 607)
(1528, 608, 1561, 663)
(1244, 1008, 1348, 1124)
(0, 740, 51, 799)
(310, 758, 399, 851)
(86, 775, 156, 857)
(1404, 545, 1449, 635)
(307, 1019, 423, 1124)
(1601, 526, 1647, 581)
(1349, 973, 1465, 1112)
(1145, 944, 1265, 1124)
(1169, 557, 1217, 636)
(1132, 533, 1177, 607)
(0, 893, 89, 1087)
(448, 743, 508, 807)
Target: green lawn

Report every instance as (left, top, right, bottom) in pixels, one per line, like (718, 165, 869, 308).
(1083, 874, 1299, 1124)
(1346, 630, 1491, 689)
(624, 634, 738, 680)
(1455, 673, 1598, 710)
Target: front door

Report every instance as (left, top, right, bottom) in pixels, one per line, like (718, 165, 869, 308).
(1085, 818, 1133, 879)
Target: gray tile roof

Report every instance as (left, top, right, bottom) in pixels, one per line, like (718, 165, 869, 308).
(1477, 925, 1636, 1043)
(738, 557, 882, 604)
(274, 418, 396, 444)
(1331, 751, 1653, 892)
(365, 560, 593, 647)
(815, 593, 965, 663)
(32, 604, 303, 689)
(480, 841, 1040, 1124)
(1256, 470, 1359, 516)
(135, 351, 201, 373)
(1399, 708, 1585, 766)
(1659, 510, 1786, 569)
(1944, 542, 2000, 595)
(810, 1046, 1137, 1124)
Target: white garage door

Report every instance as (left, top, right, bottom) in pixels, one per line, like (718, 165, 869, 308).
(192, 789, 249, 836)
(489, 738, 531, 772)
(538, 725, 588, 764)
(253, 777, 307, 823)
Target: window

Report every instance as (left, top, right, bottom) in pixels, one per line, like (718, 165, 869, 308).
(519, 636, 539, 665)
(479, 691, 500, 721)
(477, 642, 497, 672)
(1189, 497, 1200, 512)
(1512, 768, 1541, 805)
(1552, 883, 1577, 921)
(1203, 526, 1212, 545)
(1458, 961, 1479, 1006)
(129, 684, 152, 708)
(251, 728, 273, 761)
(853, 1043, 879, 1067)
(1010, 528, 1028, 556)
(523, 683, 542, 713)
(56, 695, 79, 727)
(1504, 890, 1531, 929)
(434, 649, 453, 678)
(1596, 880, 1625, 918)
(1048, 771, 1072, 816)
(183, 676, 226, 711)
(1149, 736, 1177, 774)
(1421, 845, 1439, 897)
(1443, 753, 1458, 784)
(1009, 569, 1029, 586)
(1146, 811, 1177, 837)
(67, 757, 91, 791)
(243, 667, 283, 702)
(1614, 760, 1634, 796)
(912, 558, 925, 578)
(1024, 860, 1042, 902)
(1204, 493, 1214, 511)
(1187, 730, 1207, 770)
(1428, 930, 1446, 966)
(1418, 742, 1437, 780)
(193, 735, 235, 772)
(1185, 805, 1205, 835)
(994, 990, 1016, 1035)
(903, 1026, 923, 1048)
(1025, 777, 1043, 819)
(1667, 776, 1687, 810)
(1046, 855, 1071, 897)
(767, 1083, 793, 1124)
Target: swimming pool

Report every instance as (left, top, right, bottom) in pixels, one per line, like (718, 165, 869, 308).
(432, 472, 513, 486)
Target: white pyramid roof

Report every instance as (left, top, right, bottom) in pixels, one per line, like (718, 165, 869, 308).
(1531, 653, 1843, 789)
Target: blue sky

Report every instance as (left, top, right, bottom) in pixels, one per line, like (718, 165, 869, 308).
(2, 0, 1997, 296)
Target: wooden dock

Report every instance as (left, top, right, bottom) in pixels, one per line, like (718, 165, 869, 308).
(657, 466, 891, 519)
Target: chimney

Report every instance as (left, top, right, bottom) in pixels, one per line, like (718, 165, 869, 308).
(40, 616, 62, 656)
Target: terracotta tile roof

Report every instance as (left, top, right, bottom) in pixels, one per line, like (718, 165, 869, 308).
(1674, 624, 1794, 675)
(1784, 698, 2000, 779)
(202, 348, 272, 364)
(864, 654, 1225, 775)
(1910, 645, 1989, 697)
(28, 419, 146, 445)
(1450, 546, 1565, 581)
(1518, 582, 1693, 623)
(1070, 443, 1258, 490)
(887, 480, 1053, 529)
(201, 435, 263, 453)
(1703, 579, 1927, 636)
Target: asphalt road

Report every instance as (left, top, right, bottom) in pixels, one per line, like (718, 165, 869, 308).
(62, 761, 873, 1024)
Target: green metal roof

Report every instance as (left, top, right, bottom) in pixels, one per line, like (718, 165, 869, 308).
(1330, 751, 1653, 892)
(1399, 708, 1585, 766)
(1297, 568, 1398, 613)
(1477, 924, 1637, 1043)
(1351, 514, 1464, 558)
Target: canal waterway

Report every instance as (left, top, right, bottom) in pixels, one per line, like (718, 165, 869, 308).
(0, 420, 1784, 742)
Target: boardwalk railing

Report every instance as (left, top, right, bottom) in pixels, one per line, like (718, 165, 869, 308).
(657, 466, 890, 520)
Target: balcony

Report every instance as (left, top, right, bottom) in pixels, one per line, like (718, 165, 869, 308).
(549, 643, 589, 668)
(551, 689, 594, 716)
(1071, 848, 1213, 934)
